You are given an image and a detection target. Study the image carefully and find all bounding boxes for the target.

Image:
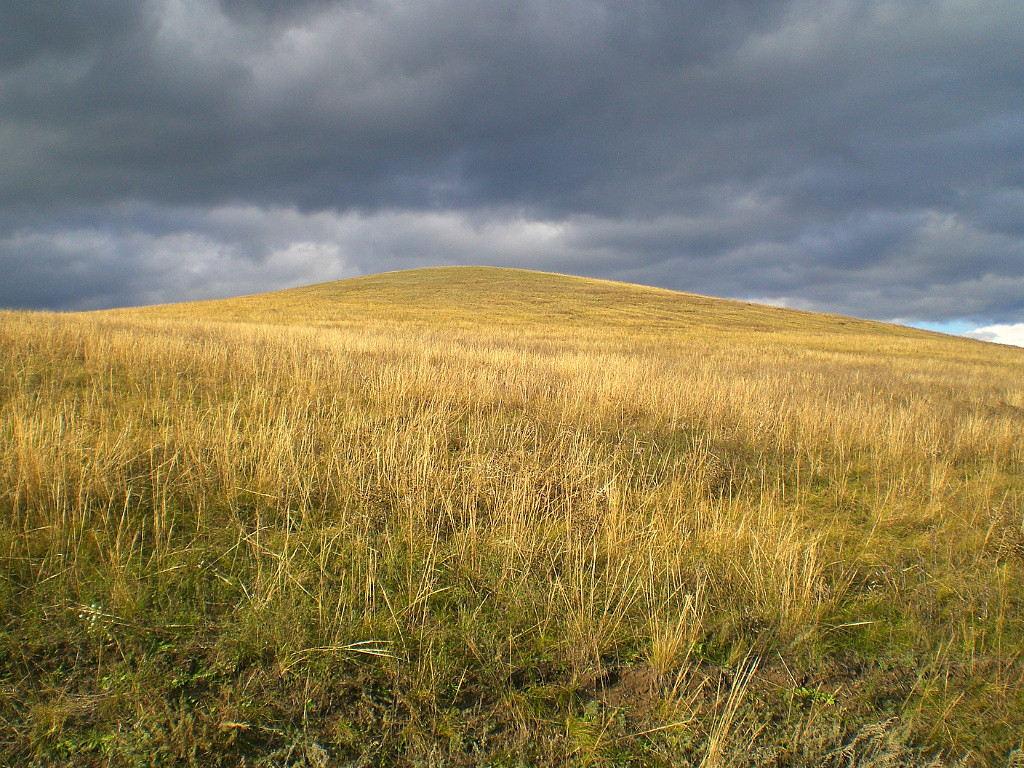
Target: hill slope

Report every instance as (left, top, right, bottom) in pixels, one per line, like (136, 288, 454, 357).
(3, 268, 1024, 766)
(130, 265, 942, 337)
(126, 266, 1006, 366)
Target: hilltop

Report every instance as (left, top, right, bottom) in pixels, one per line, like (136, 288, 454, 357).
(131, 265, 934, 338)
(2, 268, 1023, 766)
(123, 266, 1002, 365)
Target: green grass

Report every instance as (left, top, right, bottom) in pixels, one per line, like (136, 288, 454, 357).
(2, 266, 1024, 766)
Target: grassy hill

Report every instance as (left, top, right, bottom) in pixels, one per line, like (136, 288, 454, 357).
(127, 265, 957, 341)
(2, 267, 1023, 766)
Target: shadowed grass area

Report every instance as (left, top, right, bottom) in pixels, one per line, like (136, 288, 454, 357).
(2, 266, 1024, 766)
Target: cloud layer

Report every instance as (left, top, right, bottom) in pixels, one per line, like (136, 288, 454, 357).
(2, 0, 1023, 325)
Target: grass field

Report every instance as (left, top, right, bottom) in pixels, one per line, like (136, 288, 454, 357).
(2, 266, 1023, 766)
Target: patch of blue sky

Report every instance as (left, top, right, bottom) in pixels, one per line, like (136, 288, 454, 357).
(895, 319, 979, 337)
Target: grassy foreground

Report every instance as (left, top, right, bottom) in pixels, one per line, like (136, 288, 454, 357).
(2, 266, 1024, 767)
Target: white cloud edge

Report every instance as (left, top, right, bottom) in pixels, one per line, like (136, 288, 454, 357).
(891, 317, 1024, 348)
(964, 323, 1024, 348)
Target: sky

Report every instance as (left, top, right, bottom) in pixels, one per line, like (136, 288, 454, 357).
(2, 0, 1024, 345)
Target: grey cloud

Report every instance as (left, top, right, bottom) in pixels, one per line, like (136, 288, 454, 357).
(5, 202, 1020, 326)
(0, 0, 800, 212)
(0, 1, 140, 68)
(0, 213, 353, 310)
(217, 0, 356, 23)
(1, 0, 1023, 324)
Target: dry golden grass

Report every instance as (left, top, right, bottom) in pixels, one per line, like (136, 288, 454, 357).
(2, 266, 1023, 766)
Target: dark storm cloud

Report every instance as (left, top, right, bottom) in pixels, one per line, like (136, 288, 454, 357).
(1, 0, 1023, 326)
(0, 1, 140, 68)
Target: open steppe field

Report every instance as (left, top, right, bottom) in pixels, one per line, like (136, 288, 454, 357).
(3, 266, 1024, 767)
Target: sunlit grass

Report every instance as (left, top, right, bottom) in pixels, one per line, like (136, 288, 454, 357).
(2, 266, 1023, 766)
